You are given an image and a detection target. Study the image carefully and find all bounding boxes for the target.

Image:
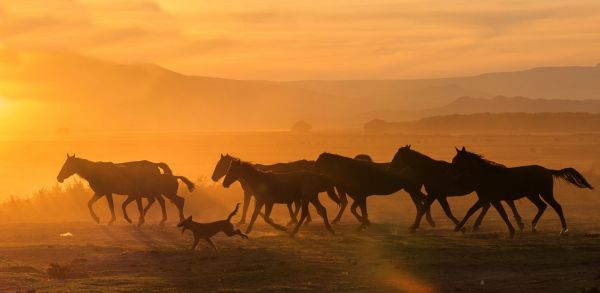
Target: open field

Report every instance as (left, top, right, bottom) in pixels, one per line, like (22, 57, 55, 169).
(1, 132, 600, 292)
(1, 211, 600, 292)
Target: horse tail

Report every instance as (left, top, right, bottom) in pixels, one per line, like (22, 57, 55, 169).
(175, 176, 195, 192)
(227, 203, 241, 222)
(551, 168, 593, 189)
(156, 162, 173, 175)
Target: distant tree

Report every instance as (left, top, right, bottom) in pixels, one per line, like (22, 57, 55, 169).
(290, 121, 312, 133)
(363, 119, 389, 133)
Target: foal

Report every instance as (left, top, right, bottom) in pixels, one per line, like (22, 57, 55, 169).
(452, 147, 593, 237)
(223, 159, 335, 236)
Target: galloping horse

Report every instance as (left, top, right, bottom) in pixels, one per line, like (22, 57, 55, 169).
(314, 152, 429, 230)
(389, 145, 525, 233)
(56, 154, 193, 225)
(222, 159, 336, 236)
(212, 154, 338, 225)
(451, 147, 593, 237)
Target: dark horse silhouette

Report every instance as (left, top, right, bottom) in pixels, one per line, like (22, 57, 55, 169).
(113, 160, 188, 225)
(212, 154, 338, 225)
(222, 159, 336, 236)
(389, 145, 526, 233)
(342, 153, 435, 226)
(57, 154, 194, 225)
(314, 152, 430, 229)
(451, 147, 593, 237)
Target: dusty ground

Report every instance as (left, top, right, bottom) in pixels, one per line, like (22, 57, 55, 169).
(1, 208, 600, 293)
(1, 132, 600, 292)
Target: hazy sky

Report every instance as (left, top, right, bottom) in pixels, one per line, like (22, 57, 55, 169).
(1, 0, 600, 80)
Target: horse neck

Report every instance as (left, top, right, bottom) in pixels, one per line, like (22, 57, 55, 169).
(73, 159, 99, 182)
(405, 153, 446, 175)
(236, 164, 266, 187)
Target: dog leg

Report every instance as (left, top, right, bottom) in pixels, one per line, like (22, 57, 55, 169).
(205, 238, 218, 251)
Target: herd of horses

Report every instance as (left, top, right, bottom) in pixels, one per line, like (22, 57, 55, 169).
(57, 145, 593, 238)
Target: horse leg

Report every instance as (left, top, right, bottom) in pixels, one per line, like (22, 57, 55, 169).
(491, 201, 516, 238)
(245, 200, 264, 234)
(286, 202, 299, 226)
(311, 197, 335, 234)
(262, 203, 287, 232)
(238, 188, 252, 225)
(437, 196, 459, 225)
(136, 197, 145, 227)
(540, 190, 568, 236)
(407, 188, 435, 228)
(87, 193, 103, 224)
(172, 194, 185, 222)
(106, 193, 116, 225)
(332, 189, 348, 224)
(143, 196, 156, 217)
(121, 196, 136, 224)
(409, 194, 436, 233)
(528, 194, 547, 233)
(506, 200, 524, 232)
(156, 195, 168, 225)
(358, 196, 370, 228)
(304, 205, 313, 225)
(291, 201, 310, 236)
(472, 202, 491, 231)
(454, 199, 485, 232)
(350, 198, 363, 224)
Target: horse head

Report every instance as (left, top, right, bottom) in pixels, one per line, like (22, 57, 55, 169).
(222, 158, 242, 188)
(212, 153, 234, 182)
(57, 153, 78, 183)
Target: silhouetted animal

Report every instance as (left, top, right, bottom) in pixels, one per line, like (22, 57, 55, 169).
(341, 153, 435, 226)
(178, 203, 248, 250)
(451, 147, 593, 237)
(112, 160, 184, 225)
(314, 152, 430, 229)
(212, 154, 338, 225)
(223, 159, 336, 236)
(388, 145, 528, 233)
(56, 154, 193, 225)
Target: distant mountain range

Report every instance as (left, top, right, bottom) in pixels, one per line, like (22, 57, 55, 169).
(365, 113, 600, 134)
(369, 96, 600, 121)
(1, 48, 600, 132)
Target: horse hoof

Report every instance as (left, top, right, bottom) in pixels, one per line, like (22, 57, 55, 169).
(472, 225, 480, 232)
(509, 230, 515, 238)
(453, 226, 462, 232)
(332, 219, 340, 225)
(92, 217, 100, 224)
(408, 226, 417, 234)
(461, 227, 467, 234)
(428, 221, 436, 228)
(518, 223, 525, 232)
(559, 229, 569, 236)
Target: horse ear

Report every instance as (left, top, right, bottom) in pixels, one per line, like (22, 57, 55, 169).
(220, 153, 224, 158)
(455, 147, 460, 153)
(187, 215, 192, 221)
(73, 153, 76, 158)
(66, 153, 69, 158)
(461, 146, 466, 152)
(407, 144, 411, 149)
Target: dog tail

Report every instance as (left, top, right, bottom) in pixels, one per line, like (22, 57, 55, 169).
(175, 176, 195, 192)
(227, 203, 241, 222)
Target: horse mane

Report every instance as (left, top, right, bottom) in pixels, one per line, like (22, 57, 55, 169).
(354, 154, 373, 162)
(462, 151, 506, 168)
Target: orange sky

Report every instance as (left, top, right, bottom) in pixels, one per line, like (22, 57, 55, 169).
(1, 0, 600, 80)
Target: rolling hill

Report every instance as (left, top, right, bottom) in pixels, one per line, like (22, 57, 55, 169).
(2, 48, 600, 133)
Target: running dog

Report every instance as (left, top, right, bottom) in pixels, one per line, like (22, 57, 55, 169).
(178, 203, 248, 250)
